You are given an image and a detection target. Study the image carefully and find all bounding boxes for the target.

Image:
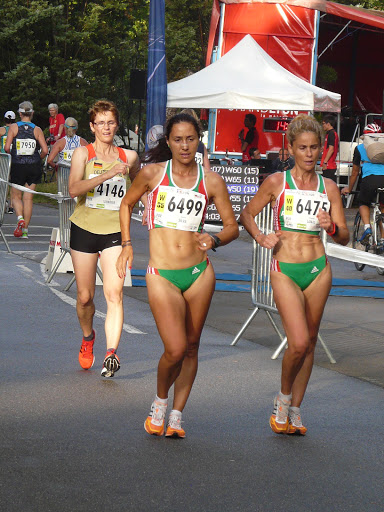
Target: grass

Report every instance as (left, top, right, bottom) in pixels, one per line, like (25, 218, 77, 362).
(34, 181, 59, 206)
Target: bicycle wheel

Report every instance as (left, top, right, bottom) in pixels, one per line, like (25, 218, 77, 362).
(374, 212, 384, 275)
(352, 212, 368, 271)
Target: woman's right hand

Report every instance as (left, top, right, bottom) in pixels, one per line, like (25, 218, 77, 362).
(256, 232, 281, 249)
(108, 162, 129, 179)
(116, 246, 133, 279)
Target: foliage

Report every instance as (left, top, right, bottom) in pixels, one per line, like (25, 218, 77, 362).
(336, 0, 384, 9)
(34, 181, 58, 205)
(0, 0, 212, 151)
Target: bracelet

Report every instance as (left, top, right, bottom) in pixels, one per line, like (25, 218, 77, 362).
(326, 223, 339, 236)
(122, 240, 131, 243)
(121, 241, 132, 248)
(254, 232, 264, 241)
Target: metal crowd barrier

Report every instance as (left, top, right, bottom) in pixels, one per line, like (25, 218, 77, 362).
(46, 163, 103, 291)
(231, 204, 336, 364)
(0, 154, 12, 253)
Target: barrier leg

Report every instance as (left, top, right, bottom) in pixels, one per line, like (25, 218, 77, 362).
(318, 333, 336, 364)
(271, 336, 288, 360)
(96, 266, 103, 282)
(63, 274, 76, 292)
(0, 228, 12, 253)
(46, 250, 66, 283)
(231, 307, 260, 346)
(265, 311, 285, 342)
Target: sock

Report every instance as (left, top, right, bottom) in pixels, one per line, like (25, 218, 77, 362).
(106, 347, 116, 354)
(169, 409, 182, 419)
(289, 406, 300, 413)
(17, 215, 24, 221)
(364, 224, 371, 230)
(155, 395, 168, 405)
(83, 330, 95, 342)
(22, 228, 28, 234)
(278, 391, 292, 403)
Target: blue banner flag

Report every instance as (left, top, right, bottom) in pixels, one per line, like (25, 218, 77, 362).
(146, 0, 167, 150)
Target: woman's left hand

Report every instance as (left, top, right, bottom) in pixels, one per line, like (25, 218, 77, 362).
(195, 232, 215, 251)
(317, 208, 333, 232)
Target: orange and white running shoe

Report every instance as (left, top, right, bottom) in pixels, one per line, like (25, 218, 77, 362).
(78, 331, 95, 370)
(269, 394, 290, 434)
(101, 349, 120, 378)
(14, 218, 25, 238)
(165, 412, 186, 438)
(287, 407, 307, 436)
(144, 400, 167, 436)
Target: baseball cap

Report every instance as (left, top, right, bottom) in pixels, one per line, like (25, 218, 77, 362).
(18, 101, 34, 114)
(4, 111, 16, 120)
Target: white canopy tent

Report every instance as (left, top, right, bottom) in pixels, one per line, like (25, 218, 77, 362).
(167, 34, 340, 112)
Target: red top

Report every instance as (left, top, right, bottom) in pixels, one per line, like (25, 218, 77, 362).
(321, 129, 339, 170)
(49, 113, 65, 139)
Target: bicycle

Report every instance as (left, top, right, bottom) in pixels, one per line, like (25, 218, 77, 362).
(352, 187, 384, 275)
(42, 135, 57, 183)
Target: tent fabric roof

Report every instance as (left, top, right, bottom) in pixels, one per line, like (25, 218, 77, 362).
(221, 1, 384, 31)
(167, 35, 341, 112)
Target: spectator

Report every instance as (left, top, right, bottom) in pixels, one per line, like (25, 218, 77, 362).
(5, 101, 48, 239)
(238, 113, 259, 163)
(320, 115, 339, 182)
(272, 148, 295, 172)
(48, 103, 65, 143)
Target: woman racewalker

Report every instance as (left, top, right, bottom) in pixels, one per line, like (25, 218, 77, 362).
(117, 113, 239, 438)
(47, 117, 88, 169)
(240, 114, 349, 435)
(68, 100, 139, 377)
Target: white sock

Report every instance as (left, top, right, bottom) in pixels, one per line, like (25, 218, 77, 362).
(22, 228, 28, 233)
(17, 215, 24, 221)
(364, 224, 371, 230)
(278, 391, 292, 402)
(169, 409, 182, 419)
(289, 406, 300, 413)
(155, 395, 168, 405)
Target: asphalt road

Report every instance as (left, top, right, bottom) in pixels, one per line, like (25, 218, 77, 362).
(1, 204, 383, 512)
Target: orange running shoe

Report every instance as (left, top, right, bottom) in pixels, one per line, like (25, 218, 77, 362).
(165, 412, 186, 438)
(78, 331, 95, 370)
(287, 408, 307, 436)
(14, 218, 25, 238)
(269, 394, 290, 434)
(101, 349, 120, 378)
(144, 400, 167, 436)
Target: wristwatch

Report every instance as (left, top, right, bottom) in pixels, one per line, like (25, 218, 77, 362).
(210, 234, 222, 249)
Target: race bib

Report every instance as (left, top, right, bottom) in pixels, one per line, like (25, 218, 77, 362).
(86, 173, 126, 210)
(154, 186, 206, 231)
(16, 138, 36, 155)
(63, 149, 74, 163)
(283, 189, 330, 231)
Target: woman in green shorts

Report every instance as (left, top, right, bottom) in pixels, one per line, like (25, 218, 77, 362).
(240, 114, 349, 435)
(116, 113, 239, 438)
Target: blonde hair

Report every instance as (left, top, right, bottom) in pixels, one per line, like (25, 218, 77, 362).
(64, 117, 78, 138)
(287, 114, 323, 146)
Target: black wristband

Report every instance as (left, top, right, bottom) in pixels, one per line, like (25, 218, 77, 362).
(209, 234, 222, 249)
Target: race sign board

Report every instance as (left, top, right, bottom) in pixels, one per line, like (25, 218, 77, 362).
(206, 164, 259, 223)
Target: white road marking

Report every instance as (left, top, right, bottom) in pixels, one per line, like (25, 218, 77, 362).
(16, 261, 146, 335)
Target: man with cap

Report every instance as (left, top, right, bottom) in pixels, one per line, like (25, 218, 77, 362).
(0, 111, 16, 213)
(5, 101, 48, 239)
(342, 123, 384, 242)
(47, 117, 88, 169)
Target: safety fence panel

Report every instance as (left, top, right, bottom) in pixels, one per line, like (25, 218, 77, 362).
(0, 153, 12, 252)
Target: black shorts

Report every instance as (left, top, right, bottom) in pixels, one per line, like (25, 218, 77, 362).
(10, 162, 42, 186)
(70, 222, 122, 254)
(359, 175, 384, 206)
(322, 168, 337, 183)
